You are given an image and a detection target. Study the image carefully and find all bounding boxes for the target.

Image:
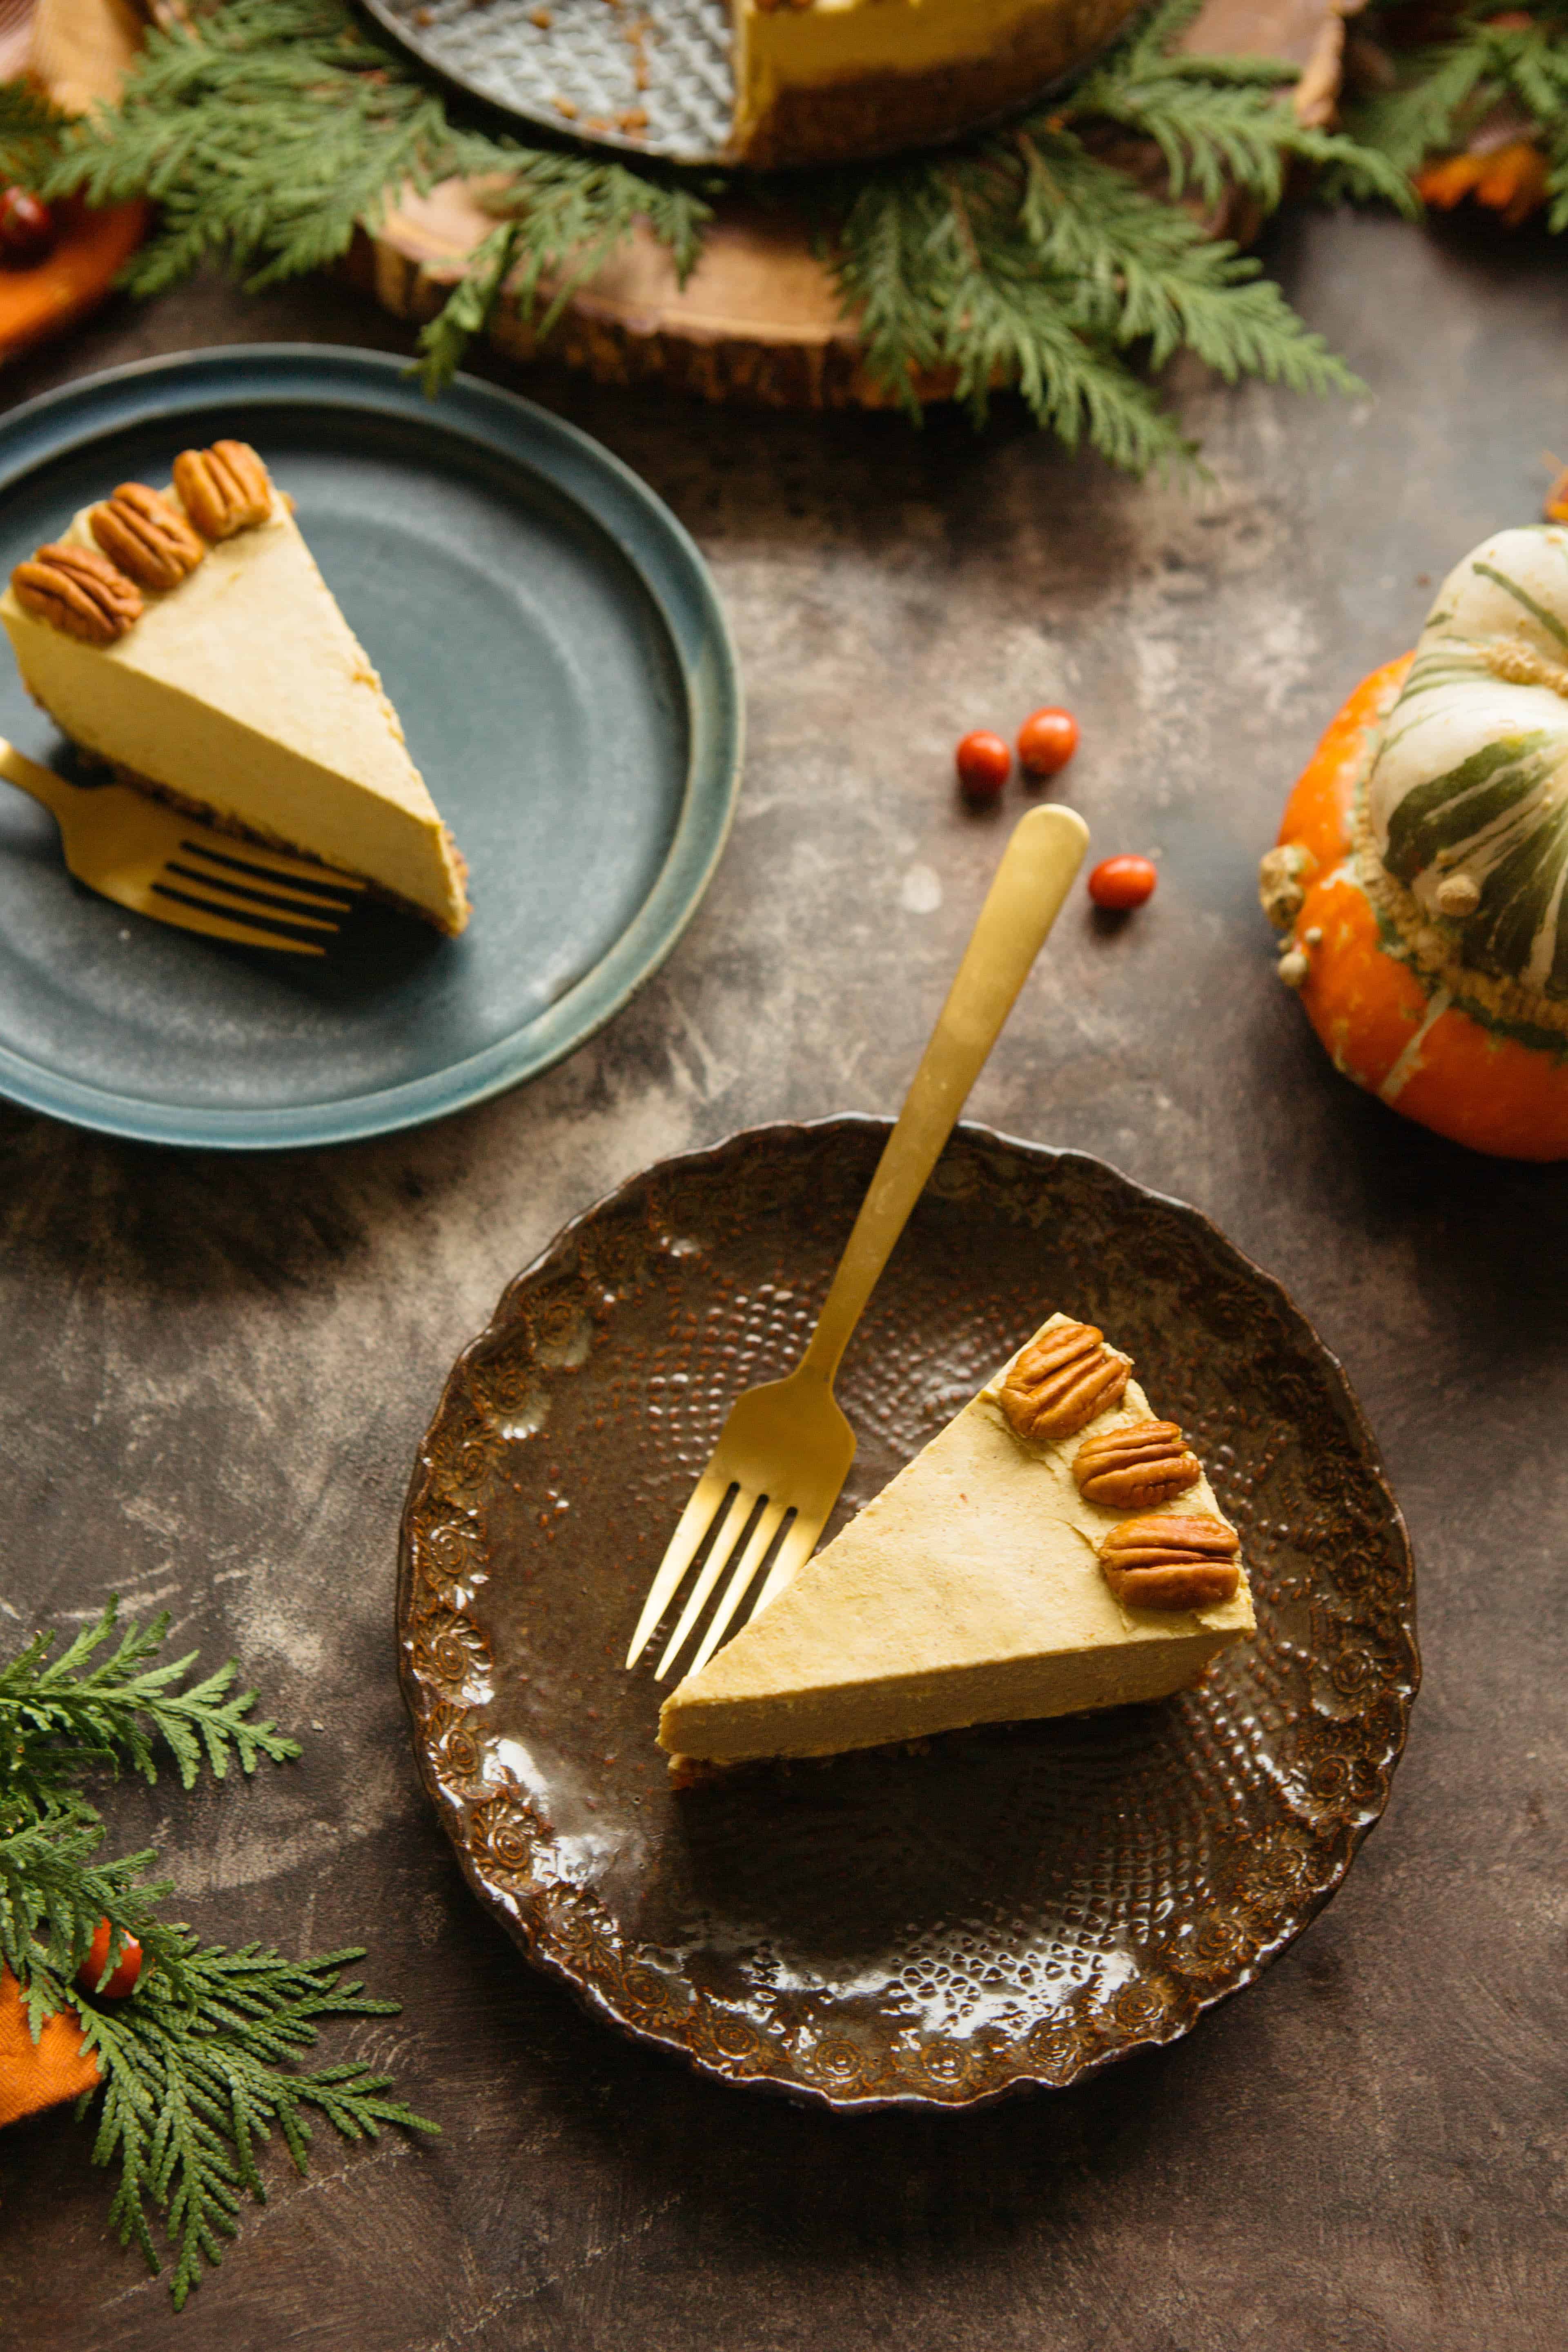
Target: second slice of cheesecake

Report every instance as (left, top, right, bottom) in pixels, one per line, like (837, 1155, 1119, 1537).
(1, 440, 471, 935)
(659, 1313, 1254, 1766)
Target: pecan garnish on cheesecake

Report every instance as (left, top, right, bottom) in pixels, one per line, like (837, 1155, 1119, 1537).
(10, 433, 276, 648)
(172, 439, 272, 540)
(10, 543, 143, 645)
(90, 483, 207, 592)
(1098, 1514, 1241, 1612)
(998, 1321, 1132, 1443)
(1072, 1419, 1202, 1510)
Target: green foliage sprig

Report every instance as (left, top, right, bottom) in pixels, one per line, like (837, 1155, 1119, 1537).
(829, 0, 1410, 471)
(0, 77, 68, 188)
(0, 0, 1403, 472)
(1344, 3, 1568, 230)
(0, 0, 711, 394)
(0, 1599, 436, 2308)
(1068, 0, 1411, 209)
(1, 1597, 299, 1789)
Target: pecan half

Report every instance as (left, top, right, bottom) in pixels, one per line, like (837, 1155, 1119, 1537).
(1098, 1514, 1241, 1612)
(10, 543, 142, 645)
(90, 482, 206, 592)
(998, 1321, 1132, 1444)
(1073, 1419, 1202, 1510)
(172, 440, 272, 540)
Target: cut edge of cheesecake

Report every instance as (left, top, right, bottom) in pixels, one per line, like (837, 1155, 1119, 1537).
(728, 0, 1144, 169)
(98, 748, 471, 939)
(0, 474, 472, 938)
(658, 1312, 1254, 1768)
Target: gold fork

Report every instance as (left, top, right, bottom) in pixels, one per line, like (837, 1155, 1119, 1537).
(627, 802, 1089, 1682)
(0, 737, 363, 955)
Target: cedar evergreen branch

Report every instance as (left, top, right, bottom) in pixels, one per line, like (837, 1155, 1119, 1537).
(0, 0, 1402, 471)
(0, 0, 713, 399)
(1343, 2, 1568, 232)
(0, 1599, 436, 2309)
(816, 0, 1405, 465)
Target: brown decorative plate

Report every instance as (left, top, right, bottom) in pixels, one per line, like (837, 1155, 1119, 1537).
(399, 1119, 1419, 2109)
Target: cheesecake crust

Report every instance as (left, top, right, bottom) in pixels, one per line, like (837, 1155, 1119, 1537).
(77, 745, 472, 937)
(733, 0, 1142, 167)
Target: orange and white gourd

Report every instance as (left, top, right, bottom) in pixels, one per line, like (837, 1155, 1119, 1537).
(1261, 526, 1568, 1160)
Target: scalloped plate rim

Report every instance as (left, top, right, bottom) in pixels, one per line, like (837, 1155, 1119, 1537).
(399, 1115, 1421, 2110)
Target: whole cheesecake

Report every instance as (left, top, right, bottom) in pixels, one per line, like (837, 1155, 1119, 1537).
(659, 1313, 1255, 1766)
(1, 440, 470, 935)
(729, 0, 1143, 167)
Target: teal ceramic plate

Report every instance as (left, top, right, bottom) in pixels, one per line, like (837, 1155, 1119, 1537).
(0, 347, 742, 1149)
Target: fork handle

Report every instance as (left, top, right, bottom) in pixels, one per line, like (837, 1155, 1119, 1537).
(798, 803, 1089, 1387)
(0, 737, 79, 822)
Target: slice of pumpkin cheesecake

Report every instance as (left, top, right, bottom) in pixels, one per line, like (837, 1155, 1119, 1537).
(658, 1314, 1254, 1767)
(728, 0, 1141, 168)
(1, 440, 470, 934)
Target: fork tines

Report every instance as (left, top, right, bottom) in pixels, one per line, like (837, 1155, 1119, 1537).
(652, 1488, 795, 1681)
(628, 1478, 827, 1684)
(154, 836, 364, 948)
(628, 1475, 794, 1682)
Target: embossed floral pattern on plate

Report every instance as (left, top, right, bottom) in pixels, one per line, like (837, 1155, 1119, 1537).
(399, 1120, 1419, 2109)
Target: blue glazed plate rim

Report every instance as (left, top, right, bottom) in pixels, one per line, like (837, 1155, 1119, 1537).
(0, 346, 744, 1151)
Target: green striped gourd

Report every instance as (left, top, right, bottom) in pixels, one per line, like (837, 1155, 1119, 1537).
(1259, 525, 1568, 1159)
(1368, 525, 1568, 1013)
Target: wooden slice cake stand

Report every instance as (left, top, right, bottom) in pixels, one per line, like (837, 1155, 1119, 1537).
(346, 0, 1350, 407)
(27, 0, 1348, 407)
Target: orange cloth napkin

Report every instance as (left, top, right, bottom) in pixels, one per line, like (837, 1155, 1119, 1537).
(0, 1967, 100, 2127)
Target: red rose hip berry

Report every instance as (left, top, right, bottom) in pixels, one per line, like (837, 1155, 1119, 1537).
(1088, 855, 1158, 911)
(77, 1918, 144, 2000)
(1017, 706, 1079, 777)
(955, 729, 1011, 800)
(0, 188, 58, 270)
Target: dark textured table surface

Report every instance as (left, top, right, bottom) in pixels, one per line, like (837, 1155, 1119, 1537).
(2, 209, 1566, 2351)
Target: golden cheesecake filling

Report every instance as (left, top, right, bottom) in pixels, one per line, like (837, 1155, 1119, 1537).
(659, 1313, 1254, 1766)
(0, 445, 470, 935)
(730, 0, 1143, 166)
